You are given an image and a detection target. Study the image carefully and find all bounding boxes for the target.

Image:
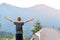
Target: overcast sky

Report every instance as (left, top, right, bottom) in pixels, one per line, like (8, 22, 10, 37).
(0, 0, 60, 9)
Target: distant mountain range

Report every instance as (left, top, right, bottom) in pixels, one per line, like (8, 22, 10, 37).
(0, 3, 60, 37)
(0, 31, 14, 38)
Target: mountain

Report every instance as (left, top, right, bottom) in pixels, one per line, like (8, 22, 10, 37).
(0, 3, 60, 37)
(0, 31, 14, 38)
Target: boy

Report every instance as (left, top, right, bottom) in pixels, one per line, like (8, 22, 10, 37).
(4, 16, 34, 40)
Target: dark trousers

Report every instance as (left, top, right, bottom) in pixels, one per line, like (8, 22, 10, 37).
(16, 34, 23, 40)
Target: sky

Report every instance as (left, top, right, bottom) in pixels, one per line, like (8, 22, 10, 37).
(0, 0, 60, 9)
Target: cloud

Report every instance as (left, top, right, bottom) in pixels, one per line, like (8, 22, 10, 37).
(0, 0, 4, 4)
(0, 0, 60, 9)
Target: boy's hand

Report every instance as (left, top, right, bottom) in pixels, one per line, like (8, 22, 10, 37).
(4, 16, 8, 19)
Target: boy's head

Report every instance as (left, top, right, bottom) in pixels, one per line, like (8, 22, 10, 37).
(17, 16, 21, 21)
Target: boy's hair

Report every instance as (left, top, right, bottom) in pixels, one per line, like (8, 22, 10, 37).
(17, 16, 21, 21)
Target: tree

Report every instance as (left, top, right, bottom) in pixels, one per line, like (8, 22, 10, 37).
(31, 20, 42, 34)
(57, 27, 60, 32)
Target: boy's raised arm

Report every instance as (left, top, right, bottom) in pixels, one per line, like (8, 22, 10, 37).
(4, 16, 14, 23)
(24, 18, 34, 24)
